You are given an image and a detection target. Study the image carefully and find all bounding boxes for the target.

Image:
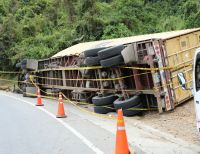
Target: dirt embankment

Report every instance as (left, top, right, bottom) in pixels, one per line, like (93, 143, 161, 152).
(0, 86, 11, 91)
(0, 76, 15, 91)
(140, 99, 200, 145)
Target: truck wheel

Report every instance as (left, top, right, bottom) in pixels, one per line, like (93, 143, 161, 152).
(122, 102, 143, 117)
(84, 56, 100, 66)
(94, 104, 115, 114)
(92, 94, 118, 106)
(84, 47, 107, 57)
(98, 45, 124, 60)
(100, 55, 124, 67)
(113, 95, 141, 110)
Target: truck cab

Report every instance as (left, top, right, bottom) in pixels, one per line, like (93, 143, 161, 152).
(178, 48, 200, 132)
(16, 59, 38, 97)
(193, 48, 200, 132)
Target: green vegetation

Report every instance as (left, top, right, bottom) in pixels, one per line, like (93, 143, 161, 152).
(0, 0, 200, 70)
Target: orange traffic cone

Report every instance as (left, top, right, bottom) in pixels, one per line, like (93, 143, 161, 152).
(115, 109, 130, 154)
(36, 88, 44, 106)
(56, 93, 67, 118)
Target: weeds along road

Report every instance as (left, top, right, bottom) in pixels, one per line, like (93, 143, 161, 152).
(0, 91, 116, 154)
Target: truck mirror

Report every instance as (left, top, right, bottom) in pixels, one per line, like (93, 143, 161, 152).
(177, 72, 187, 90)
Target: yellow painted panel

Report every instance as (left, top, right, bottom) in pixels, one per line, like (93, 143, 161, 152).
(165, 38, 180, 57)
(171, 65, 193, 105)
(165, 33, 200, 67)
(165, 32, 200, 105)
(192, 31, 200, 46)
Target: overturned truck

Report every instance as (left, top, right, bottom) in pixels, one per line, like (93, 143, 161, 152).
(18, 28, 200, 116)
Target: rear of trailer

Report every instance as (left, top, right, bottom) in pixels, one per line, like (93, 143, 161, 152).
(164, 30, 200, 106)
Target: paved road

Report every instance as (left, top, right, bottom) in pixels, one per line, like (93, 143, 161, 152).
(0, 92, 115, 154)
(1, 91, 200, 154)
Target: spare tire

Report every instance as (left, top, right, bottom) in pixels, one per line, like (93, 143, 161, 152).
(94, 104, 115, 114)
(98, 45, 124, 60)
(84, 47, 107, 57)
(100, 55, 124, 67)
(92, 94, 118, 106)
(84, 56, 100, 66)
(123, 102, 143, 117)
(113, 95, 141, 110)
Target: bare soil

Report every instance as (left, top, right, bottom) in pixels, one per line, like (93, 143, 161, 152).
(0, 80, 11, 91)
(0, 75, 16, 91)
(139, 99, 200, 145)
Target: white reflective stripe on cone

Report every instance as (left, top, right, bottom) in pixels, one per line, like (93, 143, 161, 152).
(117, 126, 125, 130)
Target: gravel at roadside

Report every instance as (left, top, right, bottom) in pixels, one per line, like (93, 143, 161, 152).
(139, 99, 200, 145)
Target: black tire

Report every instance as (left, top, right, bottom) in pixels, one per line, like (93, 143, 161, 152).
(92, 94, 118, 106)
(122, 102, 143, 117)
(114, 95, 141, 110)
(100, 55, 124, 67)
(84, 56, 100, 66)
(84, 47, 107, 57)
(98, 45, 124, 60)
(94, 104, 115, 114)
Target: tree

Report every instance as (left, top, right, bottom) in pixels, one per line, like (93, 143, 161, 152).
(102, 23, 133, 39)
(0, 0, 200, 71)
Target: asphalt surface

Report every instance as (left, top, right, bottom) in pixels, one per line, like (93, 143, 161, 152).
(1, 91, 200, 154)
(0, 92, 116, 154)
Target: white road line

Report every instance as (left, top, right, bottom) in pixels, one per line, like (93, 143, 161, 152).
(0, 93, 104, 154)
